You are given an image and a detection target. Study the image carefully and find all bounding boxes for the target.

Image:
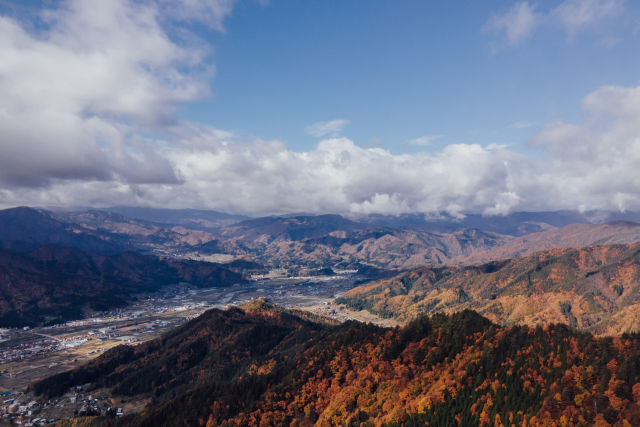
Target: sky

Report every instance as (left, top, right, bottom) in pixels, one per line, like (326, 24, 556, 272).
(0, 0, 639, 216)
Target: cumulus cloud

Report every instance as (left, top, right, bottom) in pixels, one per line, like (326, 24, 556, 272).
(485, 143, 512, 151)
(2, 0, 640, 218)
(483, 0, 626, 46)
(367, 137, 384, 148)
(483, 192, 522, 216)
(408, 135, 444, 146)
(158, 0, 236, 30)
(482, 2, 542, 46)
(551, 0, 623, 36)
(525, 83, 640, 212)
(4, 79, 640, 217)
(508, 121, 533, 129)
(305, 119, 350, 137)
(1, 134, 527, 216)
(0, 0, 223, 188)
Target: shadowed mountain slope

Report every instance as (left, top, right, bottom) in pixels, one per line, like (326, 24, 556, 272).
(0, 244, 243, 327)
(31, 303, 640, 427)
(0, 207, 131, 255)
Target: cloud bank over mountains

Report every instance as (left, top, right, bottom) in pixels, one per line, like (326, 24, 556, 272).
(0, 0, 639, 217)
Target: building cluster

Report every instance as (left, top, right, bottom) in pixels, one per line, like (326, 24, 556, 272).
(0, 339, 63, 366)
(0, 388, 127, 425)
(1, 393, 53, 425)
(76, 394, 108, 418)
(310, 304, 354, 323)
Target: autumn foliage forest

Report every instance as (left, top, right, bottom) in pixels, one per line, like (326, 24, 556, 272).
(31, 300, 640, 427)
(337, 243, 640, 336)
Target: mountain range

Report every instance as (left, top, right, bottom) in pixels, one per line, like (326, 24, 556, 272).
(99, 206, 251, 233)
(63, 210, 248, 256)
(48, 206, 640, 236)
(349, 210, 640, 236)
(207, 214, 640, 271)
(30, 300, 640, 427)
(6, 205, 640, 329)
(7, 206, 640, 272)
(247, 226, 514, 270)
(0, 207, 518, 269)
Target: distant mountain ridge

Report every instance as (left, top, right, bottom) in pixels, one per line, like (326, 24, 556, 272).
(94, 206, 250, 233)
(64, 210, 248, 256)
(218, 214, 369, 242)
(45, 205, 640, 236)
(453, 221, 640, 265)
(248, 225, 514, 269)
(7, 206, 640, 271)
(353, 210, 640, 237)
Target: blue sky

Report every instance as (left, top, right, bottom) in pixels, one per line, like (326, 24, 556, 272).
(183, 0, 640, 154)
(1, 0, 640, 215)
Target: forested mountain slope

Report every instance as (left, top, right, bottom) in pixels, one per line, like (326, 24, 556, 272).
(32, 302, 640, 427)
(0, 207, 131, 255)
(0, 244, 243, 327)
(337, 243, 640, 335)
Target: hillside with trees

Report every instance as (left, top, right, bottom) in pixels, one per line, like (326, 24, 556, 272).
(337, 243, 640, 336)
(32, 301, 640, 427)
(0, 244, 243, 327)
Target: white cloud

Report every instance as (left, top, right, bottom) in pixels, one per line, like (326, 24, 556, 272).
(551, 0, 624, 36)
(482, 2, 542, 46)
(595, 35, 622, 48)
(483, 0, 626, 46)
(483, 192, 521, 216)
(368, 137, 384, 148)
(508, 121, 533, 129)
(305, 119, 350, 137)
(5, 82, 640, 217)
(408, 135, 444, 146)
(2, 134, 526, 216)
(158, 0, 236, 31)
(0, 0, 229, 188)
(4, 80, 640, 217)
(2, 1, 640, 218)
(43, 83, 640, 215)
(485, 143, 512, 151)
